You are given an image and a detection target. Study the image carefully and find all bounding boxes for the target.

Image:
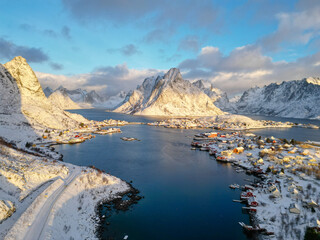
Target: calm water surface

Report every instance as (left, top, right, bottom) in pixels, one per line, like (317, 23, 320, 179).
(56, 110, 320, 240)
(245, 114, 320, 142)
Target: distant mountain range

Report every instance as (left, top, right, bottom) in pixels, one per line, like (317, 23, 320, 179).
(44, 86, 126, 109)
(114, 67, 320, 119)
(229, 77, 320, 119)
(44, 86, 103, 107)
(114, 68, 224, 116)
(41, 66, 320, 119)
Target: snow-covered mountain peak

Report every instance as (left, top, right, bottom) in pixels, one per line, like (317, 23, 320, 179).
(163, 68, 182, 83)
(118, 91, 127, 98)
(233, 77, 320, 119)
(4, 56, 45, 98)
(0, 56, 88, 134)
(192, 79, 212, 90)
(114, 68, 224, 116)
(305, 77, 320, 85)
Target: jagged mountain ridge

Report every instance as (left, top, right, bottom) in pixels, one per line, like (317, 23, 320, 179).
(55, 86, 104, 106)
(233, 77, 320, 119)
(0, 56, 88, 132)
(44, 86, 104, 107)
(43, 86, 53, 97)
(114, 68, 224, 116)
(192, 79, 230, 110)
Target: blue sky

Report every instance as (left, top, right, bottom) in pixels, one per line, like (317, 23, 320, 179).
(0, 0, 320, 96)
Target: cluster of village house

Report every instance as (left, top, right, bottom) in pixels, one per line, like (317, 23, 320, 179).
(192, 131, 320, 239)
(148, 118, 294, 130)
(40, 119, 127, 145)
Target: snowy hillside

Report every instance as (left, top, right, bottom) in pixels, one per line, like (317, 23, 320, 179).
(101, 91, 126, 109)
(55, 86, 103, 107)
(0, 56, 88, 143)
(48, 91, 81, 110)
(114, 68, 224, 116)
(233, 77, 320, 119)
(192, 79, 230, 110)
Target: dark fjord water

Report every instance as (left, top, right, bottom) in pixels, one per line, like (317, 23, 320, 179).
(56, 109, 320, 240)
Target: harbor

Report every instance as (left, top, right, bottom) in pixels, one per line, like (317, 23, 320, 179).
(191, 130, 320, 239)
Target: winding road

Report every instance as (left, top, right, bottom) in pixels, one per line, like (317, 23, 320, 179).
(23, 168, 80, 240)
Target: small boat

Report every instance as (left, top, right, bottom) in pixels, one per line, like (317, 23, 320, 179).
(121, 137, 139, 141)
(216, 156, 235, 163)
(238, 222, 266, 232)
(68, 138, 85, 144)
(233, 199, 245, 203)
(209, 148, 217, 155)
(229, 184, 240, 189)
(200, 147, 210, 151)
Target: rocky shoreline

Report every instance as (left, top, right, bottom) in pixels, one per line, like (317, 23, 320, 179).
(96, 183, 143, 240)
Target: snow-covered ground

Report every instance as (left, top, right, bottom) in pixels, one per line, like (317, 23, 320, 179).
(48, 91, 81, 110)
(0, 57, 138, 240)
(191, 131, 320, 239)
(148, 114, 294, 130)
(0, 139, 130, 240)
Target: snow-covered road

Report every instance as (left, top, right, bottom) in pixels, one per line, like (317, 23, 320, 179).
(23, 168, 80, 240)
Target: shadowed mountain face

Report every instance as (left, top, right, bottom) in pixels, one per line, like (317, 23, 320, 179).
(0, 64, 21, 114)
(0, 60, 39, 143)
(232, 77, 320, 119)
(0, 56, 88, 143)
(43, 87, 53, 97)
(114, 68, 224, 116)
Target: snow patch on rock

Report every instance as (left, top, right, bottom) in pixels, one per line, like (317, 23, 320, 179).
(233, 77, 320, 119)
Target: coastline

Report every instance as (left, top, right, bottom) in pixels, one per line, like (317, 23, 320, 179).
(191, 131, 320, 239)
(0, 120, 140, 240)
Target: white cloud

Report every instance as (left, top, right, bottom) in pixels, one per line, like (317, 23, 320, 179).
(36, 64, 163, 96)
(179, 45, 320, 93)
(260, 5, 320, 51)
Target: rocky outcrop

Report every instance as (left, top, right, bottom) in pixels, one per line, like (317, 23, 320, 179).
(43, 86, 53, 97)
